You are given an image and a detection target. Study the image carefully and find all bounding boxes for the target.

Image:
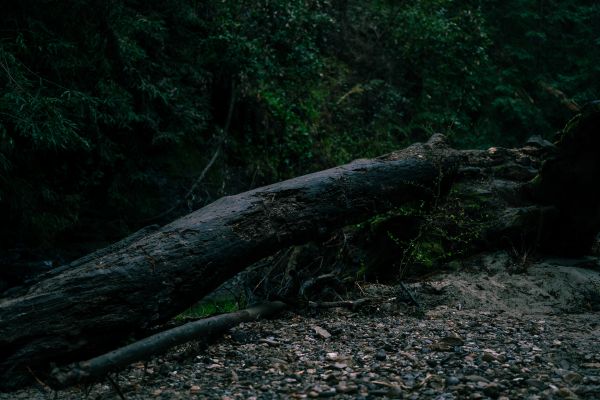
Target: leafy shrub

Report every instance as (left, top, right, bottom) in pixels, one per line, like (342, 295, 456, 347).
(0, 0, 598, 251)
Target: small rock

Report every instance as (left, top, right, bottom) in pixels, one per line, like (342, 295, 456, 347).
(429, 376, 445, 390)
(444, 332, 465, 345)
(465, 375, 490, 383)
(582, 362, 600, 369)
(430, 333, 465, 351)
(318, 387, 337, 397)
(382, 342, 396, 352)
(446, 376, 460, 385)
(335, 383, 358, 394)
(189, 385, 201, 394)
(563, 372, 582, 384)
(481, 349, 504, 363)
(559, 359, 571, 369)
(482, 382, 503, 397)
(258, 338, 280, 346)
(526, 379, 546, 390)
(375, 350, 387, 361)
(557, 387, 578, 399)
(158, 364, 171, 376)
(313, 326, 332, 339)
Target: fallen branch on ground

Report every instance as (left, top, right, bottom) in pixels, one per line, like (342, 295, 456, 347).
(1, 134, 458, 390)
(306, 296, 409, 311)
(50, 301, 287, 389)
(2, 106, 600, 391)
(308, 298, 374, 311)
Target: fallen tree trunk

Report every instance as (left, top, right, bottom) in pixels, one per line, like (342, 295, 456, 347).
(0, 135, 460, 390)
(51, 301, 287, 388)
(2, 105, 599, 390)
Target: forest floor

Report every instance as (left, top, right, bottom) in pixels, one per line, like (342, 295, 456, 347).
(4, 252, 600, 400)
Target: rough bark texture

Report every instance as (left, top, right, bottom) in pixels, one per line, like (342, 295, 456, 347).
(1, 104, 599, 391)
(0, 135, 459, 390)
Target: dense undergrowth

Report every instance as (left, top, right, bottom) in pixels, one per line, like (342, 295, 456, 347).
(0, 0, 598, 253)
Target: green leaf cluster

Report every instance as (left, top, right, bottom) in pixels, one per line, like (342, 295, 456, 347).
(0, 0, 597, 249)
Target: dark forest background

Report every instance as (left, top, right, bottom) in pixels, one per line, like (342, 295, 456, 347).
(0, 0, 598, 258)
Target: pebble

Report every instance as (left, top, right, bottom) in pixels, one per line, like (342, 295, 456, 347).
(335, 383, 358, 394)
(563, 371, 583, 384)
(446, 376, 460, 385)
(318, 388, 336, 398)
(375, 350, 387, 361)
(313, 326, 332, 339)
(557, 387, 578, 399)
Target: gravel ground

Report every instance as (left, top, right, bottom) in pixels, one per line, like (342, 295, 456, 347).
(4, 254, 600, 399)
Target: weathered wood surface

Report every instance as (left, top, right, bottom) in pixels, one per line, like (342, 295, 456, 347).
(0, 134, 460, 390)
(2, 102, 599, 391)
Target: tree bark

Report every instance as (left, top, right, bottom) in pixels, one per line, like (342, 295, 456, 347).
(2, 103, 599, 390)
(0, 134, 459, 390)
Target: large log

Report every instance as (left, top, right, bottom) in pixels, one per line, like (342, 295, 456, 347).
(2, 103, 599, 390)
(0, 135, 460, 390)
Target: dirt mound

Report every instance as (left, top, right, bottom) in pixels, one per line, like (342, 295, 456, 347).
(411, 252, 600, 315)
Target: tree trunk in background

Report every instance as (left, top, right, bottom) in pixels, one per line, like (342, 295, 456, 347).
(533, 102, 600, 254)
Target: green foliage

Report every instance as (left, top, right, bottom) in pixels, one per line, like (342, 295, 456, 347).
(479, 0, 600, 146)
(176, 298, 241, 320)
(360, 188, 489, 278)
(427, 205, 484, 270)
(0, 0, 598, 249)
